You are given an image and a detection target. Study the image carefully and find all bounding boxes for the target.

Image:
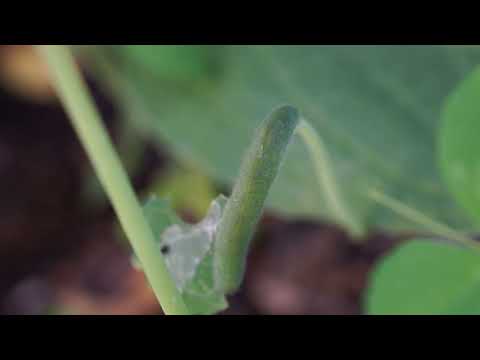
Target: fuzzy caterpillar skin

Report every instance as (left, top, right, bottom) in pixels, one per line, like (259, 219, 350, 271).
(214, 105, 299, 294)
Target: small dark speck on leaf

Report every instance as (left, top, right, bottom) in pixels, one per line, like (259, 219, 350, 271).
(161, 245, 170, 255)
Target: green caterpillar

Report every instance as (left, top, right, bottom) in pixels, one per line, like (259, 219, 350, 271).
(214, 105, 299, 294)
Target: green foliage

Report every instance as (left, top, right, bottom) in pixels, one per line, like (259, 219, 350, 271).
(366, 240, 480, 315)
(439, 66, 480, 224)
(141, 195, 228, 315)
(39, 45, 480, 315)
(88, 45, 480, 235)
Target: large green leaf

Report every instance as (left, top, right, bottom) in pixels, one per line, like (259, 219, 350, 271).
(88, 46, 480, 233)
(439, 66, 480, 225)
(366, 239, 480, 315)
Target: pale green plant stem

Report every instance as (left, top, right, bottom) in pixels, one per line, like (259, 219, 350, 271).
(295, 119, 477, 250)
(367, 188, 480, 251)
(296, 119, 364, 239)
(36, 45, 189, 315)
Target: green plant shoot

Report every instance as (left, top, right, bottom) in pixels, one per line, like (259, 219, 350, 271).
(214, 105, 299, 294)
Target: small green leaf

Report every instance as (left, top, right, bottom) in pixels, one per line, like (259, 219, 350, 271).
(366, 239, 480, 315)
(139, 195, 228, 315)
(439, 66, 480, 224)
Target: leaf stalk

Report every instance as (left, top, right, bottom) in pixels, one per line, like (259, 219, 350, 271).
(36, 45, 189, 315)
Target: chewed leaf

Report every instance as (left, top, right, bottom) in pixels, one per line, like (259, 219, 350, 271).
(139, 194, 228, 315)
(159, 195, 227, 290)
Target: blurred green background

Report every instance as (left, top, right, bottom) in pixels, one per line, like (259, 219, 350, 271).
(0, 45, 478, 315)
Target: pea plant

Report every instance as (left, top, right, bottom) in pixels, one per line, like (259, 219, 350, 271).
(37, 45, 480, 315)
(38, 45, 331, 314)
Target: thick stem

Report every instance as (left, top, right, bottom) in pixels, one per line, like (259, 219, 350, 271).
(214, 105, 299, 294)
(36, 45, 189, 315)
